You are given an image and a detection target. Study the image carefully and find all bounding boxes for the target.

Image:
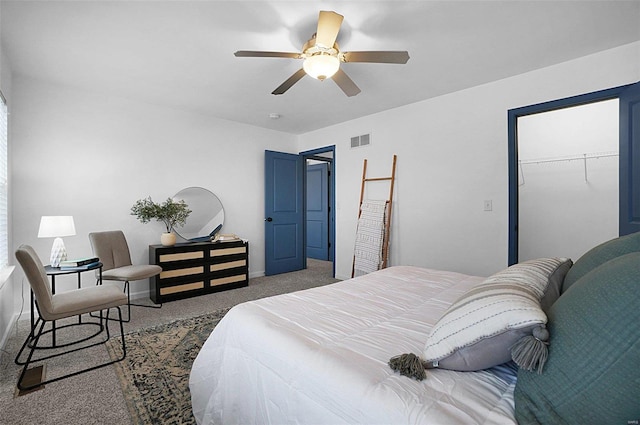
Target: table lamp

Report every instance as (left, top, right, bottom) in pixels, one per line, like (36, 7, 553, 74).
(37, 216, 76, 267)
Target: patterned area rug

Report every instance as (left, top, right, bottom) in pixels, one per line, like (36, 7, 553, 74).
(106, 308, 230, 424)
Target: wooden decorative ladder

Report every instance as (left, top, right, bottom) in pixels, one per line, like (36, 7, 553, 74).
(351, 154, 397, 278)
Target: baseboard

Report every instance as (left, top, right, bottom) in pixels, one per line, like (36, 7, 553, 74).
(0, 319, 10, 351)
(0, 311, 22, 352)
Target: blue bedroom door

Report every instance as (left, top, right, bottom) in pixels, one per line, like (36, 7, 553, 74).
(264, 150, 305, 276)
(619, 81, 640, 235)
(306, 162, 329, 260)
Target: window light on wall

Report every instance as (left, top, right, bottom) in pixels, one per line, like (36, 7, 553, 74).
(0, 91, 8, 270)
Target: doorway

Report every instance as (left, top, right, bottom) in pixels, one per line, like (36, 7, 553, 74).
(264, 146, 335, 277)
(303, 146, 335, 276)
(517, 99, 618, 262)
(508, 81, 640, 264)
(306, 159, 332, 261)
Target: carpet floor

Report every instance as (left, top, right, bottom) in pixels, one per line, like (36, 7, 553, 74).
(0, 259, 337, 425)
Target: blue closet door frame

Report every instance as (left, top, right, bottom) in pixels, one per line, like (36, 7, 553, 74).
(301, 146, 336, 272)
(508, 82, 640, 265)
(306, 162, 330, 261)
(619, 82, 640, 236)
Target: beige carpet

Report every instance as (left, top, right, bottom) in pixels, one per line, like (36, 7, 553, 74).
(0, 259, 337, 425)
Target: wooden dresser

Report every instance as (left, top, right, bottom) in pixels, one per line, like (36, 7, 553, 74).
(149, 240, 249, 303)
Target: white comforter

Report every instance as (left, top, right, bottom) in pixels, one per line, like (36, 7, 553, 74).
(189, 266, 517, 425)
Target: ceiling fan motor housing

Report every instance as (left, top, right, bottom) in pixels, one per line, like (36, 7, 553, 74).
(302, 37, 341, 80)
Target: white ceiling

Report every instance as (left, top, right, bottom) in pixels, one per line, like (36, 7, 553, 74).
(2, 1, 639, 134)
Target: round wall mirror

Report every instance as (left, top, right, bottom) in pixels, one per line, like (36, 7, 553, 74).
(172, 187, 224, 241)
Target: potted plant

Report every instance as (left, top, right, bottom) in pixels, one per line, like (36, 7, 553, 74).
(131, 196, 192, 246)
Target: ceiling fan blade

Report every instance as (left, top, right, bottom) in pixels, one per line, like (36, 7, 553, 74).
(331, 68, 361, 97)
(272, 68, 307, 95)
(235, 51, 302, 59)
(315, 11, 343, 48)
(342, 51, 410, 64)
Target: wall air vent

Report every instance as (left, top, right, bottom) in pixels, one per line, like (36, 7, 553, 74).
(350, 133, 371, 148)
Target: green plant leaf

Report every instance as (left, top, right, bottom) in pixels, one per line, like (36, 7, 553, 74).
(131, 196, 192, 233)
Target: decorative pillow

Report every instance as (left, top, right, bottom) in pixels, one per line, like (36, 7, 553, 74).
(539, 258, 573, 313)
(515, 252, 640, 424)
(562, 231, 640, 293)
(422, 258, 571, 372)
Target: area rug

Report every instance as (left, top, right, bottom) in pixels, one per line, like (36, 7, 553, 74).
(106, 308, 230, 425)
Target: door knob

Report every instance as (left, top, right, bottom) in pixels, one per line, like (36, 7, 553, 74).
(265, 217, 273, 222)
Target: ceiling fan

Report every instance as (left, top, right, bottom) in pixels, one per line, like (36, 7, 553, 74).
(234, 11, 410, 97)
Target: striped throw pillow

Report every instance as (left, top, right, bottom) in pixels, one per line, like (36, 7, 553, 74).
(423, 257, 572, 372)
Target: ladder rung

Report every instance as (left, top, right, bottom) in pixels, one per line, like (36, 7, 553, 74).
(364, 177, 392, 182)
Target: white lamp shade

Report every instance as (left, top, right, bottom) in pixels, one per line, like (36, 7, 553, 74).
(38, 216, 76, 238)
(303, 54, 340, 80)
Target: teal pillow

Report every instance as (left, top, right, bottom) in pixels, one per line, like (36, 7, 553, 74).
(562, 231, 640, 293)
(514, 252, 640, 424)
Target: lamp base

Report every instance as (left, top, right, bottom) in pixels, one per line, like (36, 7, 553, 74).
(50, 237, 68, 267)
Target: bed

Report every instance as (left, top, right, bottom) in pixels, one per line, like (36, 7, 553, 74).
(190, 266, 517, 424)
(190, 233, 640, 425)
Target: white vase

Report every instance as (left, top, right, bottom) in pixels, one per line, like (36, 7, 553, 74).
(161, 232, 176, 246)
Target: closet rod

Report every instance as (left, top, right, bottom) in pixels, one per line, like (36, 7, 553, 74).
(518, 151, 618, 165)
(518, 151, 618, 184)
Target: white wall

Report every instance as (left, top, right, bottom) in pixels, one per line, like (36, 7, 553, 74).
(0, 28, 16, 349)
(4, 40, 640, 345)
(299, 41, 640, 280)
(10, 76, 297, 313)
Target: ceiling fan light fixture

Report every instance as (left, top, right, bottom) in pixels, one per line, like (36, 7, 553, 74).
(303, 53, 340, 81)
(234, 11, 409, 96)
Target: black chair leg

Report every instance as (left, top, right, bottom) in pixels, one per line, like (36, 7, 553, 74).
(16, 306, 127, 392)
(14, 317, 38, 367)
(93, 279, 161, 323)
(16, 318, 47, 389)
(122, 280, 162, 323)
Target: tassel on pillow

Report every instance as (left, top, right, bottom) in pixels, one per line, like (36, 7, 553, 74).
(511, 325, 550, 374)
(389, 353, 426, 380)
(388, 353, 439, 381)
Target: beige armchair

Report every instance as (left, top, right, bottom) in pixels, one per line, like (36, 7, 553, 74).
(14, 244, 127, 391)
(89, 230, 162, 322)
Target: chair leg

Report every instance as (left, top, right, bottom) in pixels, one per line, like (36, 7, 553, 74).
(16, 318, 47, 388)
(14, 315, 39, 367)
(122, 280, 132, 323)
(93, 279, 161, 323)
(114, 306, 126, 360)
(16, 306, 127, 392)
(122, 280, 162, 323)
(126, 278, 163, 311)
